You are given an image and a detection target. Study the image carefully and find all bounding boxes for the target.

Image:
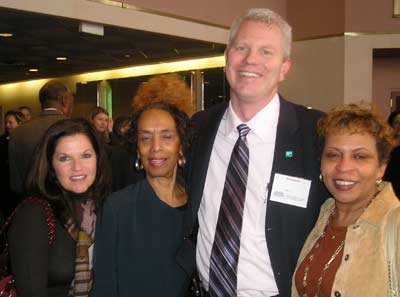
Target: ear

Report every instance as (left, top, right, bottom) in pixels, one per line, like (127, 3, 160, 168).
(279, 58, 291, 82)
(376, 162, 387, 181)
(224, 47, 230, 65)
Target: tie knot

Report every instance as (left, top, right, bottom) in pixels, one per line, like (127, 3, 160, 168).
(237, 124, 250, 138)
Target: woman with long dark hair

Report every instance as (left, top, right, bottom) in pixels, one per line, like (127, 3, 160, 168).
(8, 119, 111, 297)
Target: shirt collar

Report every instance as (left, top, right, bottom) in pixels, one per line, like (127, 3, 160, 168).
(225, 93, 280, 141)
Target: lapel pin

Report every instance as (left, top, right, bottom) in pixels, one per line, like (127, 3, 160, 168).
(285, 150, 293, 158)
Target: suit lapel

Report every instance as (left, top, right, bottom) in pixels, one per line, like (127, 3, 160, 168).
(189, 103, 227, 221)
(269, 96, 303, 189)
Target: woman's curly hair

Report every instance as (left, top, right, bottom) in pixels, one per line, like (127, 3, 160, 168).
(132, 73, 194, 116)
(317, 103, 395, 163)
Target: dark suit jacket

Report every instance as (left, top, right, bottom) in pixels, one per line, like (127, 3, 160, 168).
(8, 109, 66, 196)
(384, 145, 400, 198)
(178, 96, 328, 297)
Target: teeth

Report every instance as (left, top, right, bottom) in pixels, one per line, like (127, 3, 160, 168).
(150, 159, 164, 165)
(70, 175, 85, 180)
(239, 71, 259, 77)
(335, 180, 355, 186)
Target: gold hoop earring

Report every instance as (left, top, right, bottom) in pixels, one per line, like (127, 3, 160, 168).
(319, 173, 323, 182)
(135, 154, 143, 171)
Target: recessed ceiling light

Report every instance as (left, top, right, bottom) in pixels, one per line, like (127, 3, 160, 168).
(124, 54, 131, 58)
(29, 68, 39, 72)
(56, 57, 67, 61)
(0, 33, 13, 37)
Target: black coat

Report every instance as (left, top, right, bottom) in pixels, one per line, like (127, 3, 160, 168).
(177, 96, 328, 297)
(384, 145, 400, 198)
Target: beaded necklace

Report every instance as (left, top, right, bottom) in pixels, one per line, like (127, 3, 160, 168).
(301, 189, 381, 297)
(301, 210, 344, 297)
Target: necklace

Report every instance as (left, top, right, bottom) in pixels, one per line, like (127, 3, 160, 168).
(301, 189, 381, 296)
(301, 210, 345, 297)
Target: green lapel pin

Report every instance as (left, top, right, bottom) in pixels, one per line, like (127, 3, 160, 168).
(285, 150, 293, 158)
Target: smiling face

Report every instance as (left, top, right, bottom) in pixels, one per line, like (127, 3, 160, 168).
(137, 108, 181, 181)
(225, 20, 291, 113)
(52, 133, 97, 194)
(321, 132, 386, 209)
(92, 112, 109, 133)
(5, 115, 20, 132)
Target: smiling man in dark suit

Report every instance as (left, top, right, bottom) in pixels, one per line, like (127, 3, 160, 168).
(179, 8, 327, 297)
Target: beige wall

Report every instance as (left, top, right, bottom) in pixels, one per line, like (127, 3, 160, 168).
(286, 0, 400, 39)
(346, 0, 400, 33)
(344, 34, 400, 117)
(287, 0, 345, 40)
(280, 37, 345, 112)
(118, 0, 286, 27)
(373, 57, 400, 117)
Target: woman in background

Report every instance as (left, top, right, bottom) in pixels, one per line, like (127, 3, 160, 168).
(109, 115, 131, 146)
(91, 74, 193, 297)
(8, 119, 111, 297)
(89, 107, 112, 144)
(292, 104, 398, 296)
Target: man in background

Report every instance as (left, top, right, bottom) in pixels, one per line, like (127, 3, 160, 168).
(9, 80, 74, 196)
(18, 106, 33, 122)
(180, 8, 327, 296)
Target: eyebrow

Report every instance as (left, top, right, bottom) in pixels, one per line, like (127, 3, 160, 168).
(138, 128, 174, 133)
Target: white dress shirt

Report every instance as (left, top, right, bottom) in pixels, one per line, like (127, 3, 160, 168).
(197, 94, 280, 296)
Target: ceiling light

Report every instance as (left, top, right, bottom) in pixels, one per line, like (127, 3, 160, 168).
(56, 57, 67, 61)
(124, 54, 131, 58)
(79, 22, 104, 36)
(0, 33, 13, 37)
(345, 32, 362, 37)
(29, 68, 39, 72)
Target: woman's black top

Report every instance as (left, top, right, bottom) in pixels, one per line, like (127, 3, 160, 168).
(91, 179, 187, 297)
(8, 201, 75, 297)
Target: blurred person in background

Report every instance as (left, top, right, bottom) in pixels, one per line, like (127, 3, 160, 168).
(18, 106, 33, 122)
(89, 107, 112, 145)
(384, 109, 400, 197)
(0, 110, 24, 220)
(9, 80, 74, 196)
(109, 115, 131, 146)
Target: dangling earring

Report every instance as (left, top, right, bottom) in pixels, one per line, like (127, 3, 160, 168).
(319, 173, 323, 182)
(376, 178, 383, 190)
(135, 153, 143, 171)
(178, 152, 186, 167)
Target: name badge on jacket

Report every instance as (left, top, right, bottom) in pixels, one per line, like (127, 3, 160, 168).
(270, 173, 311, 208)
